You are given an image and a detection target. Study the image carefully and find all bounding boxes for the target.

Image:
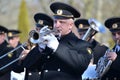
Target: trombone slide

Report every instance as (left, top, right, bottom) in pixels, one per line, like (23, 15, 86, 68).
(0, 42, 27, 59)
(0, 53, 25, 71)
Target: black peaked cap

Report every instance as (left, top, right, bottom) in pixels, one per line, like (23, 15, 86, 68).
(74, 19, 89, 32)
(34, 13, 53, 29)
(50, 2, 80, 19)
(0, 25, 8, 33)
(105, 17, 120, 32)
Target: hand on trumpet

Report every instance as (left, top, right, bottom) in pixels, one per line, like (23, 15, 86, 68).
(39, 26, 59, 52)
(41, 33, 59, 52)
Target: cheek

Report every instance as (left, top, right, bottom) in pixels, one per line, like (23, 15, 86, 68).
(62, 27, 69, 31)
(9, 40, 13, 44)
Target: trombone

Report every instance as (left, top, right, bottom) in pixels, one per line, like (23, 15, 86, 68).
(0, 42, 30, 71)
(0, 53, 25, 71)
(0, 42, 27, 59)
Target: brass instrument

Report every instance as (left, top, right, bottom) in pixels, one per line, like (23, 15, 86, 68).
(0, 42, 27, 71)
(0, 41, 35, 71)
(96, 49, 113, 78)
(29, 26, 61, 44)
(0, 52, 26, 71)
(0, 42, 27, 59)
(82, 18, 106, 80)
(82, 18, 106, 41)
(0, 26, 59, 71)
(95, 28, 115, 78)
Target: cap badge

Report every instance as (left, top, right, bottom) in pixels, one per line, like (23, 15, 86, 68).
(112, 23, 118, 29)
(57, 9, 63, 15)
(8, 32, 13, 37)
(79, 24, 83, 29)
(38, 20, 43, 25)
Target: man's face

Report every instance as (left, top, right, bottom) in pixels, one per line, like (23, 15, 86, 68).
(36, 27, 41, 32)
(0, 33, 6, 44)
(53, 18, 73, 36)
(8, 36, 19, 48)
(112, 31, 120, 45)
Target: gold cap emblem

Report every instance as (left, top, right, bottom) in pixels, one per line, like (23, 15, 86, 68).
(8, 32, 13, 37)
(112, 23, 118, 29)
(57, 9, 63, 15)
(38, 20, 43, 25)
(79, 24, 83, 29)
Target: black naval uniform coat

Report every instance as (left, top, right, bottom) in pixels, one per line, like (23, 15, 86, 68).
(101, 44, 120, 80)
(23, 32, 93, 80)
(12, 42, 25, 73)
(0, 41, 13, 80)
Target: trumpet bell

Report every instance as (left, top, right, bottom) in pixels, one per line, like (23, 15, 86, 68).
(29, 30, 40, 44)
(29, 26, 61, 44)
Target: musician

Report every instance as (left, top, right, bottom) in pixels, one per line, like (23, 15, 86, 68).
(7, 29, 26, 80)
(0, 25, 13, 80)
(22, 2, 93, 80)
(20, 13, 54, 80)
(74, 18, 91, 39)
(101, 17, 120, 80)
(74, 18, 108, 64)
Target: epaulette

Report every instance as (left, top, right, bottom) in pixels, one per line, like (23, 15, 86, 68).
(87, 48, 92, 54)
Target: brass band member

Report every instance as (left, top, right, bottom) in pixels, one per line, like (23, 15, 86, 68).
(23, 13, 54, 80)
(22, 2, 93, 80)
(74, 18, 108, 64)
(0, 25, 13, 80)
(101, 17, 120, 80)
(7, 29, 26, 80)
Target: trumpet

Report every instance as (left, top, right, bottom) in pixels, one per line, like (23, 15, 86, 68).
(29, 26, 61, 44)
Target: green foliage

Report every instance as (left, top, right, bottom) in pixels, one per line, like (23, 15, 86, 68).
(18, 0, 30, 43)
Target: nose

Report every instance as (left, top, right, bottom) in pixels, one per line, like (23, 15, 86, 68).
(115, 33, 119, 39)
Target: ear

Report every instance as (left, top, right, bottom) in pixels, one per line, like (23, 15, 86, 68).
(69, 22, 74, 30)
